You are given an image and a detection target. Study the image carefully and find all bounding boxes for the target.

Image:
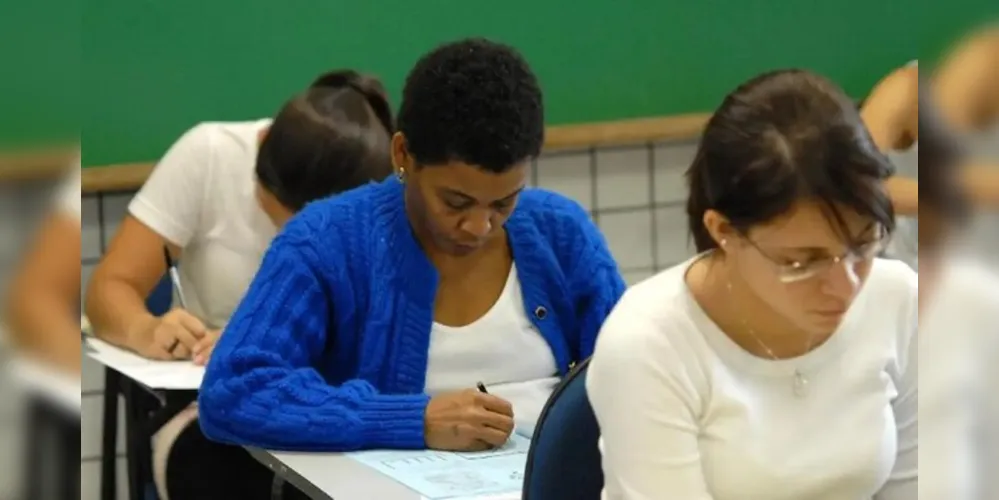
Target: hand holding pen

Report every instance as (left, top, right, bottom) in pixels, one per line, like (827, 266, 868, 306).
(422, 381, 515, 452)
(131, 247, 208, 360)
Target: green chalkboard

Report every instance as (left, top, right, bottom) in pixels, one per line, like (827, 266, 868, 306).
(78, 0, 989, 166)
(0, 0, 79, 150)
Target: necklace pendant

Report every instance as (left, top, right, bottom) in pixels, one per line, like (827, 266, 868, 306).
(792, 370, 809, 398)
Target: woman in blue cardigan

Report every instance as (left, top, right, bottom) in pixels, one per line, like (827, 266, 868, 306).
(198, 38, 626, 453)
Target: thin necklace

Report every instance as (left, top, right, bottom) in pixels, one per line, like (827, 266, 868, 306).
(727, 281, 815, 398)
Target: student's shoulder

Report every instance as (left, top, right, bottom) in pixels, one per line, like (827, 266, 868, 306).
(596, 262, 704, 354)
(859, 259, 918, 349)
(864, 258, 918, 295)
(514, 188, 600, 247)
(862, 258, 918, 316)
(156, 120, 268, 177)
(181, 119, 269, 154)
(517, 188, 591, 222)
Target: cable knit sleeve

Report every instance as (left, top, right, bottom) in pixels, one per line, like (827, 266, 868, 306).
(197, 226, 429, 452)
(550, 196, 626, 360)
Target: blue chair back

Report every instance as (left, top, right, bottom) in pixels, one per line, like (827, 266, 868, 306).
(522, 357, 602, 500)
(146, 274, 173, 316)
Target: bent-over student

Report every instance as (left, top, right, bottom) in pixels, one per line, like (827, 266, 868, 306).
(587, 69, 917, 500)
(197, 38, 625, 462)
(84, 70, 394, 500)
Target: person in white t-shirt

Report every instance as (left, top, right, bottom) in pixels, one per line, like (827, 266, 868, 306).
(586, 70, 918, 500)
(4, 159, 82, 375)
(83, 70, 394, 500)
(85, 70, 393, 362)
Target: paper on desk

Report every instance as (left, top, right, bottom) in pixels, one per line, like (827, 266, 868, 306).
(348, 433, 530, 500)
(85, 337, 204, 390)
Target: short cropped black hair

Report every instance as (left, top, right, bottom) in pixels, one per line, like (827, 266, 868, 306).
(686, 69, 896, 252)
(256, 70, 394, 211)
(397, 38, 544, 173)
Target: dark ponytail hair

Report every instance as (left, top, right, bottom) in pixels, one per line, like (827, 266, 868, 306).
(255, 69, 395, 212)
(309, 70, 395, 136)
(686, 69, 896, 253)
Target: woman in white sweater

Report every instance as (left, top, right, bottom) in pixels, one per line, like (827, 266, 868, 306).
(586, 69, 917, 500)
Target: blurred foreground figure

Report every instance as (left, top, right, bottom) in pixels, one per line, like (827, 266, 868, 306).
(2, 160, 82, 500)
(3, 164, 82, 374)
(917, 80, 999, 500)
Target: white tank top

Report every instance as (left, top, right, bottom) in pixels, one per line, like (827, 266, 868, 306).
(424, 263, 560, 436)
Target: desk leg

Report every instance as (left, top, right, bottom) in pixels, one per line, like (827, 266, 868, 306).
(102, 369, 120, 500)
(122, 378, 146, 500)
(58, 415, 81, 500)
(23, 398, 43, 500)
(270, 474, 285, 500)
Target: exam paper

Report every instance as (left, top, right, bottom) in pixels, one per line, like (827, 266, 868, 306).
(84, 337, 204, 390)
(348, 433, 530, 500)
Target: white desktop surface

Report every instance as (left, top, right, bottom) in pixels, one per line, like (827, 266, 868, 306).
(247, 447, 424, 500)
(84, 336, 203, 390)
(247, 447, 525, 500)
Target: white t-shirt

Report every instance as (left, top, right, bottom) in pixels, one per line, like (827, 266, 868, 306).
(57, 158, 82, 219)
(920, 255, 999, 500)
(587, 257, 918, 500)
(129, 120, 275, 329)
(424, 263, 559, 436)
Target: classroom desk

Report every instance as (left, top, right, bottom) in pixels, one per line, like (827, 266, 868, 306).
(84, 336, 204, 391)
(84, 337, 203, 500)
(246, 447, 423, 500)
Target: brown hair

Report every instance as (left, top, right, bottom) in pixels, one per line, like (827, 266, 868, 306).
(256, 70, 395, 211)
(686, 69, 896, 252)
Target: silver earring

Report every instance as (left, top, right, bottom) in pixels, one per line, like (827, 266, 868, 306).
(720, 239, 728, 246)
(396, 168, 406, 182)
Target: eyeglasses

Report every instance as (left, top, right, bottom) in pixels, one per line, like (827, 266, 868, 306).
(741, 229, 890, 284)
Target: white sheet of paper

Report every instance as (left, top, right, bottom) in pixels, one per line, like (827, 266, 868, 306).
(348, 433, 530, 499)
(85, 337, 204, 390)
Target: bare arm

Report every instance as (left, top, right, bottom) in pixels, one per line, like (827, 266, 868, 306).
(84, 216, 179, 351)
(4, 211, 82, 373)
(860, 66, 919, 216)
(85, 124, 212, 357)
